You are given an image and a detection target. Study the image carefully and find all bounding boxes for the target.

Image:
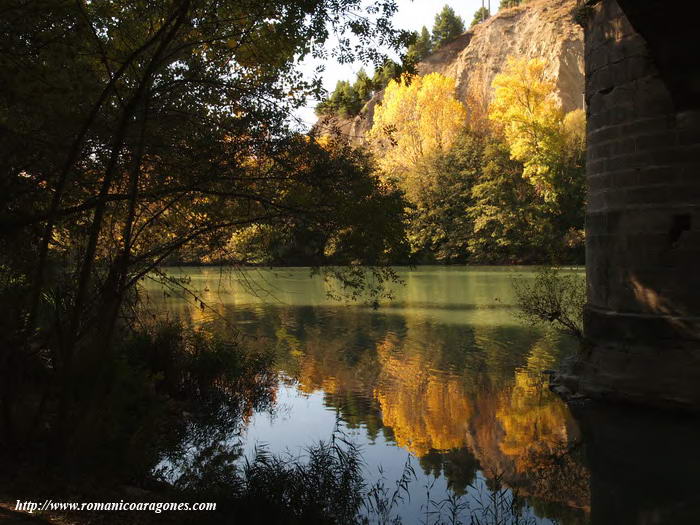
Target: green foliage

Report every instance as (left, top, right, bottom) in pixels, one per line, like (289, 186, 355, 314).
(354, 69, 374, 100)
(317, 60, 406, 118)
(372, 59, 403, 89)
(468, 140, 562, 264)
(225, 134, 409, 267)
(432, 5, 466, 48)
(407, 26, 433, 62)
(513, 267, 586, 339)
(405, 133, 482, 263)
(317, 80, 363, 117)
(471, 7, 491, 27)
(500, 0, 523, 8)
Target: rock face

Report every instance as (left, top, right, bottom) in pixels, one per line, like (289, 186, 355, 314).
(418, 0, 584, 112)
(318, 0, 584, 140)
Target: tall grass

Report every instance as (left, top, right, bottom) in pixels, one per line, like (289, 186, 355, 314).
(160, 427, 543, 525)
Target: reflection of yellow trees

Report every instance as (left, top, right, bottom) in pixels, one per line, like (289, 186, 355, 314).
(291, 328, 380, 400)
(496, 342, 570, 472)
(297, 356, 345, 396)
(148, 280, 590, 512)
(373, 334, 472, 457)
(494, 340, 590, 511)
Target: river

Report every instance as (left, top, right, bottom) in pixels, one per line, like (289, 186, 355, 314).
(143, 266, 590, 524)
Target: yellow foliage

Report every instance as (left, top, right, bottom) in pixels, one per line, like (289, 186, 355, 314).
(372, 334, 472, 456)
(304, 133, 333, 151)
(489, 56, 584, 200)
(563, 108, 586, 152)
(370, 73, 466, 179)
(495, 342, 571, 473)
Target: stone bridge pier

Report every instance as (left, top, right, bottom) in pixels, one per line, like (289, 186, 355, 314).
(572, 0, 700, 409)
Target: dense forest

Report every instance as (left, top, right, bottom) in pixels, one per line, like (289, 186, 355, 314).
(310, 3, 585, 266)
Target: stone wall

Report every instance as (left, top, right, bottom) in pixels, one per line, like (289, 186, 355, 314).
(574, 0, 700, 408)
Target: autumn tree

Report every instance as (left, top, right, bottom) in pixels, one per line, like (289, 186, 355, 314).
(489, 57, 586, 204)
(370, 73, 466, 178)
(370, 73, 469, 260)
(432, 5, 465, 48)
(484, 56, 585, 261)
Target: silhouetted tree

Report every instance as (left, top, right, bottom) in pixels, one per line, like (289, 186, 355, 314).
(0, 0, 410, 461)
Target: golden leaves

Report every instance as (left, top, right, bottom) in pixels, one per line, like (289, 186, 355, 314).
(489, 57, 586, 201)
(370, 73, 467, 179)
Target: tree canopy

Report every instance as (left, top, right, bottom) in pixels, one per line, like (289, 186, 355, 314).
(432, 5, 466, 48)
(370, 73, 467, 179)
(407, 26, 433, 62)
(489, 56, 586, 203)
(471, 7, 491, 27)
(316, 60, 406, 118)
(0, 0, 411, 460)
(317, 4, 470, 121)
(364, 61, 585, 264)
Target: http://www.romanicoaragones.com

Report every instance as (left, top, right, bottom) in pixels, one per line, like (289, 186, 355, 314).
(14, 499, 217, 514)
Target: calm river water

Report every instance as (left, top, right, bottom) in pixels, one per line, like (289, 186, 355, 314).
(144, 266, 590, 524)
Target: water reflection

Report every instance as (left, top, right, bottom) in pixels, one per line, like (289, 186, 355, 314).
(144, 267, 589, 523)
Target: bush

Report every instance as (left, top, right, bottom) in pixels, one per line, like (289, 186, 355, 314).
(512, 267, 586, 339)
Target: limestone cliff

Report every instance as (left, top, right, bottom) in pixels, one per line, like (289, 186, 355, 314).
(319, 0, 584, 140)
